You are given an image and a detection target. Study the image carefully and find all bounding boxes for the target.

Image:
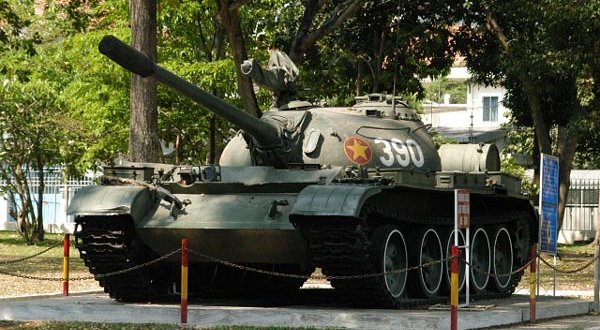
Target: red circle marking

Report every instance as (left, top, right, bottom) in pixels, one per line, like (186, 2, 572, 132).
(343, 136, 372, 165)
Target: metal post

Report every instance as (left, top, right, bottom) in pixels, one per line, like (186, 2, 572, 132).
(465, 227, 470, 307)
(595, 243, 599, 313)
(530, 245, 537, 323)
(451, 245, 459, 330)
(181, 239, 189, 324)
(553, 255, 557, 297)
(62, 234, 70, 296)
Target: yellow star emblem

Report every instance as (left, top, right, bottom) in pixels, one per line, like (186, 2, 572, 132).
(347, 141, 369, 160)
(344, 136, 372, 165)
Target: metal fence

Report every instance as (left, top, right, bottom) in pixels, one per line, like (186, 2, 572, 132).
(561, 178, 600, 243)
(1, 169, 95, 232)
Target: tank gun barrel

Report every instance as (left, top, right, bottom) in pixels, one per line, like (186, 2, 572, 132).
(98, 35, 281, 147)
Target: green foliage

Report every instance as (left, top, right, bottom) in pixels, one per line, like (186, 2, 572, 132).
(294, 1, 461, 105)
(41, 29, 131, 170)
(424, 77, 467, 104)
(0, 0, 40, 55)
(159, 59, 239, 163)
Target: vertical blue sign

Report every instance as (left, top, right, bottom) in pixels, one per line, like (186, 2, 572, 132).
(539, 154, 559, 254)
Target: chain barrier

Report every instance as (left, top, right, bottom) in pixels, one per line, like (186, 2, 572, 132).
(93, 249, 181, 280)
(2, 244, 598, 283)
(0, 248, 180, 282)
(0, 240, 63, 266)
(188, 248, 448, 281)
(459, 256, 532, 279)
(537, 251, 600, 274)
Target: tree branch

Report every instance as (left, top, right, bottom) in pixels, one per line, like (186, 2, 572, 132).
(289, 0, 364, 64)
(485, 10, 508, 51)
(230, 0, 249, 13)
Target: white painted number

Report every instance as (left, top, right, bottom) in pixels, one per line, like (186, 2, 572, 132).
(374, 138, 425, 168)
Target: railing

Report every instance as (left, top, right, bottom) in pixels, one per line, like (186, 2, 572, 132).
(1, 168, 95, 231)
(562, 178, 600, 242)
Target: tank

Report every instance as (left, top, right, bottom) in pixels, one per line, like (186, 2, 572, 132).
(67, 35, 538, 307)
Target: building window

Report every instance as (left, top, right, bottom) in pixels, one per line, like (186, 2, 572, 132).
(483, 96, 498, 122)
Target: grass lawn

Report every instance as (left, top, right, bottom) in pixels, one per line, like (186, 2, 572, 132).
(0, 321, 309, 329)
(518, 242, 598, 293)
(0, 230, 100, 297)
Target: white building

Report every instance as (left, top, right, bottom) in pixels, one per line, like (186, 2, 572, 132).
(421, 67, 509, 150)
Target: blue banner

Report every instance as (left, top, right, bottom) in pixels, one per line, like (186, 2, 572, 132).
(540, 205, 558, 253)
(539, 154, 559, 254)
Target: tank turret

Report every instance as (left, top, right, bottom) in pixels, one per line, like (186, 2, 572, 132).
(99, 35, 291, 167)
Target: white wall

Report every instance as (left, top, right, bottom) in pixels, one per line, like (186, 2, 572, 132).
(0, 195, 15, 230)
(421, 106, 470, 128)
(468, 84, 510, 128)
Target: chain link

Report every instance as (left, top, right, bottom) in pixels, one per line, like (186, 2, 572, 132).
(0, 240, 64, 266)
(537, 251, 600, 274)
(0, 248, 180, 282)
(0, 269, 66, 282)
(459, 255, 532, 278)
(188, 248, 449, 281)
(93, 249, 181, 280)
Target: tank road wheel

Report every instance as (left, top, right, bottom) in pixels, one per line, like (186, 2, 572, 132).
(413, 228, 444, 298)
(491, 226, 514, 293)
(371, 225, 409, 300)
(445, 229, 466, 293)
(470, 227, 491, 293)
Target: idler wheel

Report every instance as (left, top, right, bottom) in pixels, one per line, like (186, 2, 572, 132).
(492, 226, 514, 293)
(371, 225, 409, 299)
(414, 228, 444, 298)
(470, 227, 491, 292)
(445, 229, 466, 293)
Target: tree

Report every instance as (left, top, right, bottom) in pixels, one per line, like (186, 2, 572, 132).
(0, 79, 80, 243)
(458, 0, 600, 230)
(130, 0, 161, 162)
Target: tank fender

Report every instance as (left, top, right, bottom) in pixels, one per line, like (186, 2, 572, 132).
(67, 185, 157, 223)
(289, 184, 382, 218)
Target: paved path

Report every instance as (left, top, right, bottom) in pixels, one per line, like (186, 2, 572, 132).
(0, 291, 595, 329)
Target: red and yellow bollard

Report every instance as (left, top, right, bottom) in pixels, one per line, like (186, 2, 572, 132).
(529, 245, 537, 323)
(181, 239, 189, 324)
(62, 234, 70, 296)
(450, 245, 459, 330)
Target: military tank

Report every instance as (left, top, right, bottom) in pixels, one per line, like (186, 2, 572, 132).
(67, 35, 538, 308)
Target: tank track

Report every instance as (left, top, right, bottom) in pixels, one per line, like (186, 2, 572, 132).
(295, 191, 534, 308)
(74, 215, 174, 302)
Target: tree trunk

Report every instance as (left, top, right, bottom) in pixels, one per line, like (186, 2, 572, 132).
(522, 80, 552, 155)
(35, 162, 45, 241)
(288, 0, 320, 65)
(129, 0, 161, 162)
(371, 29, 386, 93)
(217, 1, 260, 117)
(556, 126, 579, 231)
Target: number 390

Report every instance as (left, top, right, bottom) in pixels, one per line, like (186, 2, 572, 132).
(374, 138, 425, 168)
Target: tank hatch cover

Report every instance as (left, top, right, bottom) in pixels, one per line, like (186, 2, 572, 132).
(353, 94, 420, 121)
